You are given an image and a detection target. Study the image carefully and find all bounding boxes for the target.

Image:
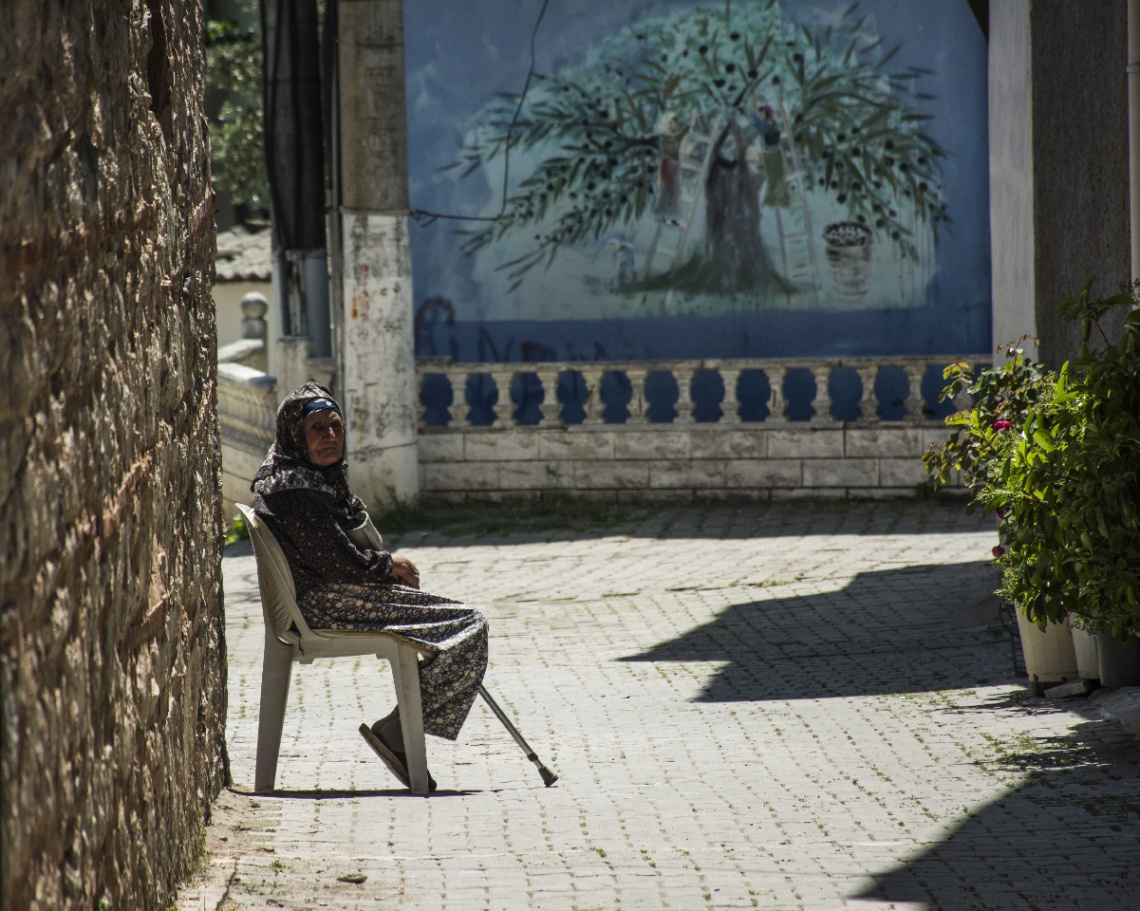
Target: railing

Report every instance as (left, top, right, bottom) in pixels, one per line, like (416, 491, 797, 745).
(415, 355, 980, 430)
(214, 354, 983, 504)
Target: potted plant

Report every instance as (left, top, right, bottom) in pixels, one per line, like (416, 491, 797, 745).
(924, 277, 1140, 687)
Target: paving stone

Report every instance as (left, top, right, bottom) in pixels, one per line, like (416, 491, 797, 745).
(178, 503, 1140, 911)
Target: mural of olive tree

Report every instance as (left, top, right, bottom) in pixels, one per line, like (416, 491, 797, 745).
(447, 0, 947, 298)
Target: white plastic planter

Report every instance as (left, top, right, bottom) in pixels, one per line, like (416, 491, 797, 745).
(1070, 625, 1100, 680)
(1015, 611, 1078, 693)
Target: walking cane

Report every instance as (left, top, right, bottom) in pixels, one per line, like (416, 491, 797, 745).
(478, 684, 558, 786)
(351, 519, 557, 786)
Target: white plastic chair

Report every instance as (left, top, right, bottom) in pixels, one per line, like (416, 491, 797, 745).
(236, 503, 430, 795)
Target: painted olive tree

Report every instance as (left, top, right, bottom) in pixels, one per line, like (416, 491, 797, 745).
(450, 1, 947, 295)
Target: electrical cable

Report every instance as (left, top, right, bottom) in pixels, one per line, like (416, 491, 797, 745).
(408, 0, 551, 226)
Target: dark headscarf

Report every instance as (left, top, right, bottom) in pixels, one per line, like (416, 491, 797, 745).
(251, 382, 365, 523)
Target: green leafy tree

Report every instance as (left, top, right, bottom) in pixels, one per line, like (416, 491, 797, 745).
(206, 6, 269, 215)
(450, 0, 947, 294)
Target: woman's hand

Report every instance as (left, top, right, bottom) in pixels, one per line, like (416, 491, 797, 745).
(391, 556, 421, 589)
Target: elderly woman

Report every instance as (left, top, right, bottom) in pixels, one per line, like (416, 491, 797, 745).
(252, 382, 487, 791)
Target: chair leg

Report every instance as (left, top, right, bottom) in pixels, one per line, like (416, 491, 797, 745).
(388, 645, 429, 795)
(255, 632, 294, 793)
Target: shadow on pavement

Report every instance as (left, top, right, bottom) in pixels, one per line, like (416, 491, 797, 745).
(376, 500, 988, 549)
(232, 788, 481, 799)
(620, 561, 1013, 701)
(851, 711, 1140, 910)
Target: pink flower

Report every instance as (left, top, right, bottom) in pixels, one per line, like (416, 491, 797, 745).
(997, 507, 1008, 519)
(992, 546, 1006, 559)
(993, 420, 1012, 431)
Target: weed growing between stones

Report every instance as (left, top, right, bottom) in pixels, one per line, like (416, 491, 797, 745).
(225, 513, 251, 545)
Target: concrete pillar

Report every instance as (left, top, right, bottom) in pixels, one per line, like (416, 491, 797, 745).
(988, 1, 1130, 368)
(276, 336, 311, 402)
(337, 0, 419, 511)
(988, 1, 1037, 361)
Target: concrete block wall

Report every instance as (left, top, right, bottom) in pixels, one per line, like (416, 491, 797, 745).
(418, 424, 959, 504)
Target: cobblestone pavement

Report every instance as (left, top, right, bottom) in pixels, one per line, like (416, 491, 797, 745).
(177, 502, 1140, 911)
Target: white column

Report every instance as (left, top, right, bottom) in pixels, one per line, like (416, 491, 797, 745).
(988, 1, 1038, 363)
(340, 213, 419, 510)
(337, 0, 419, 511)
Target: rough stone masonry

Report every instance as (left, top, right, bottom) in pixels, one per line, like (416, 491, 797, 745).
(1, 1, 228, 908)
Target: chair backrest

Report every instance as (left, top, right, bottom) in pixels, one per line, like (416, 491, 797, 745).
(236, 503, 314, 647)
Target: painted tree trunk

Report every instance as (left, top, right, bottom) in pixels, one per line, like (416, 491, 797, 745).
(702, 138, 788, 293)
(645, 119, 791, 296)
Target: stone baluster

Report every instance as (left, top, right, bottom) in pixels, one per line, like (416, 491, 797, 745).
(626, 367, 648, 424)
(447, 369, 470, 429)
(765, 365, 787, 422)
(673, 366, 695, 424)
(536, 368, 563, 426)
(240, 292, 269, 341)
(904, 362, 927, 422)
(951, 363, 974, 414)
(415, 370, 428, 429)
(855, 365, 880, 423)
(491, 369, 515, 427)
(581, 366, 605, 425)
(810, 364, 834, 423)
(719, 367, 741, 424)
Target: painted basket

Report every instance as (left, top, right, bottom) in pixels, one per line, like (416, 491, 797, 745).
(822, 221, 873, 304)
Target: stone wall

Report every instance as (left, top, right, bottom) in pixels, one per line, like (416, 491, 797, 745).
(0, 2, 228, 908)
(419, 424, 960, 504)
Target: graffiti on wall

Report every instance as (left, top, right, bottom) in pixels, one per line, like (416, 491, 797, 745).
(406, 0, 990, 361)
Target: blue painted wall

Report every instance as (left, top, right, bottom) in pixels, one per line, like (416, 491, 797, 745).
(405, 0, 991, 363)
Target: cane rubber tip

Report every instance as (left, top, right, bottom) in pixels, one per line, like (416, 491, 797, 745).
(540, 767, 559, 787)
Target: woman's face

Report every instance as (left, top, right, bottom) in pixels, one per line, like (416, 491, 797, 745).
(303, 409, 345, 467)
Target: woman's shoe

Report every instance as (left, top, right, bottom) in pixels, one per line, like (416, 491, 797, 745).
(358, 718, 437, 793)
